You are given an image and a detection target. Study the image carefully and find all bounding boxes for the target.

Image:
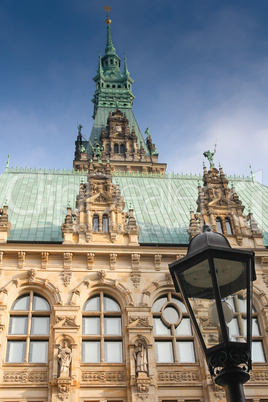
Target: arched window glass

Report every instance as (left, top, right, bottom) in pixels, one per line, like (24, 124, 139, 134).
(120, 144, 125, 154)
(152, 293, 195, 363)
(82, 293, 123, 363)
(6, 292, 50, 363)
(93, 215, 99, 231)
(226, 294, 265, 363)
(103, 215, 109, 232)
(225, 218, 233, 235)
(114, 144, 119, 153)
(216, 218, 223, 234)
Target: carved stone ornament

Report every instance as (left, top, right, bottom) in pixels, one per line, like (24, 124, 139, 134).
(176, 254, 185, 260)
(98, 270, 106, 283)
(41, 252, 49, 269)
(129, 316, 150, 327)
(131, 271, 141, 288)
(165, 272, 173, 284)
(87, 252, 95, 269)
(61, 271, 72, 287)
(81, 371, 125, 382)
(136, 373, 151, 401)
(3, 371, 48, 383)
(110, 253, 117, 269)
(262, 273, 268, 287)
(213, 383, 225, 400)
(154, 254, 162, 271)
(0, 251, 3, 265)
(63, 252, 73, 269)
(131, 253, 140, 269)
(158, 371, 200, 383)
(28, 269, 36, 282)
(18, 251, 26, 269)
(57, 379, 71, 401)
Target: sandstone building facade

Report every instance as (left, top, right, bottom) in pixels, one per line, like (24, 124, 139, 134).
(0, 15, 268, 402)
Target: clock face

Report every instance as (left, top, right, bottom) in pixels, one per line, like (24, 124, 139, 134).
(115, 125, 122, 132)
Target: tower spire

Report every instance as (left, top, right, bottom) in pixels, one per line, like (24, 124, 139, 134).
(104, 5, 115, 54)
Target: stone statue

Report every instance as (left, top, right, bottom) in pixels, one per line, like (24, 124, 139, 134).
(203, 144, 217, 168)
(134, 338, 148, 376)
(58, 341, 72, 377)
(89, 137, 104, 163)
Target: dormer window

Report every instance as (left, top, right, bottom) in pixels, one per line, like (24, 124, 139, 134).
(114, 144, 119, 153)
(216, 218, 223, 234)
(103, 215, 109, 232)
(225, 218, 233, 235)
(93, 215, 99, 232)
(120, 144, 125, 154)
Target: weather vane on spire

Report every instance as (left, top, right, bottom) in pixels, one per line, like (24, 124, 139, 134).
(104, 5, 112, 25)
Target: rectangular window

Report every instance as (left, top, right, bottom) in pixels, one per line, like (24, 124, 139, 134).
(176, 341, 195, 363)
(9, 316, 28, 335)
(105, 341, 123, 363)
(252, 341, 266, 363)
(104, 317, 121, 335)
(83, 317, 100, 335)
(82, 341, 100, 363)
(153, 318, 171, 335)
(29, 341, 48, 363)
(155, 341, 174, 363)
(31, 317, 50, 335)
(6, 341, 26, 363)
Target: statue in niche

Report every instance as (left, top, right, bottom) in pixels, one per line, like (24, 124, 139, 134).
(58, 340, 72, 378)
(134, 337, 148, 376)
(203, 144, 217, 168)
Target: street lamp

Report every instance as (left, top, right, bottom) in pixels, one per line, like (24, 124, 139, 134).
(169, 225, 256, 402)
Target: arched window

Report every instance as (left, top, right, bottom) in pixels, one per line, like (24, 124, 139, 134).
(93, 214, 99, 231)
(6, 292, 50, 363)
(216, 218, 223, 234)
(120, 144, 125, 154)
(225, 218, 233, 235)
(226, 293, 265, 362)
(114, 144, 119, 153)
(102, 215, 109, 232)
(152, 293, 195, 363)
(82, 293, 123, 363)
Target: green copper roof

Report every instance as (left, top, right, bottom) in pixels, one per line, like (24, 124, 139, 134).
(0, 169, 268, 246)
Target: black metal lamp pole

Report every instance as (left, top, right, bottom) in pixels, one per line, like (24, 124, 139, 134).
(169, 225, 256, 402)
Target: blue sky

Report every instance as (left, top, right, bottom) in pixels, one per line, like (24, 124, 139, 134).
(1, 0, 268, 185)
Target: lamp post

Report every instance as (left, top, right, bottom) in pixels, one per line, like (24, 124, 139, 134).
(169, 225, 256, 402)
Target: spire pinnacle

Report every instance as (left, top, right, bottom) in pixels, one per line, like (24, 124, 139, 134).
(104, 6, 115, 54)
(104, 5, 112, 25)
(123, 54, 130, 76)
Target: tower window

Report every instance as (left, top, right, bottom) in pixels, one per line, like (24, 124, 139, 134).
(112, 85, 115, 88)
(153, 293, 195, 363)
(103, 215, 109, 232)
(107, 85, 110, 88)
(225, 218, 233, 235)
(114, 144, 119, 154)
(120, 144, 125, 154)
(93, 214, 99, 231)
(216, 218, 223, 234)
(6, 293, 50, 363)
(110, 59, 113, 64)
(82, 293, 123, 363)
(118, 85, 121, 88)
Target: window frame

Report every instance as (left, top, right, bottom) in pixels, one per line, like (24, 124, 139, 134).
(153, 292, 196, 364)
(6, 291, 50, 364)
(82, 292, 124, 364)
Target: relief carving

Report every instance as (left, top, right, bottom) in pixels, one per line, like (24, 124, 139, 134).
(28, 269, 36, 282)
(81, 371, 125, 382)
(61, 271, 72, 287)
(154, 254, 162, 271)
(110, 253, 117, 269)
(131, 253, 140, 269)
(41, 252, 49, 269)
(3, 371, 47, 383)
(18, 251, 26, 269)
(87, 252, 95, 270)
(63, 252, 73, 270)
(158, 371, 200, 383)
(131, 271, 141, 288)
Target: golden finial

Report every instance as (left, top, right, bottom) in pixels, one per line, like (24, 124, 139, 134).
(104, 5, 112, 25)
